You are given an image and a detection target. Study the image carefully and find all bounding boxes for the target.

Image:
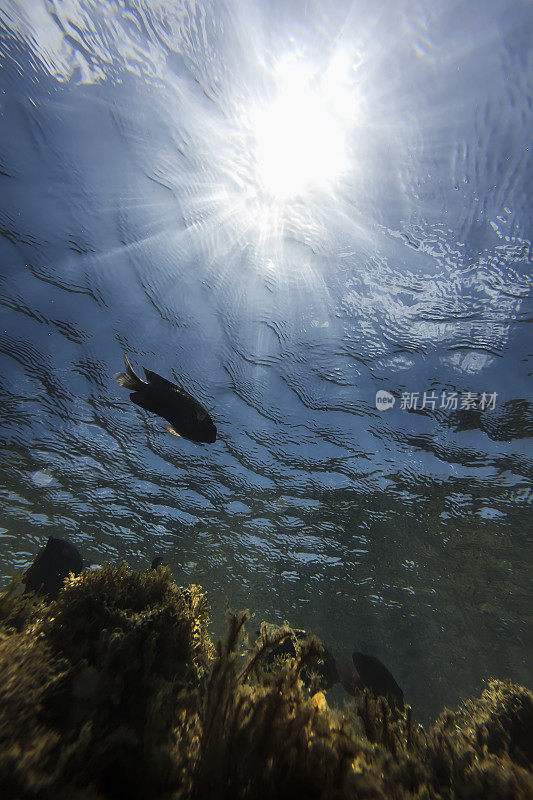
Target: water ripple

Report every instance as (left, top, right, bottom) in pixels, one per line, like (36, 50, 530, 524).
(0, 0, 531, 721)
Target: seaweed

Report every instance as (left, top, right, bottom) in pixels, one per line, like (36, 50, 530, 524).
(0, 563, 530, 799)
(0, 570, 44, 632)
(0, 564, 213, 799)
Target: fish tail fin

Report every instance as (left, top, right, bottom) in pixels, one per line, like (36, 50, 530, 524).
(114, 354, 145, 390)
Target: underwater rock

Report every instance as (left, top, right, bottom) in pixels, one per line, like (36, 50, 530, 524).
(260, 629, 404, 710)
(0, 565, 531, 799)
(309, 690, 328, 711)
(258, 625, 340, 692)
(23, 536, 83, 599)
(453, 679, 533, 771)
(0, 563, 213, 799)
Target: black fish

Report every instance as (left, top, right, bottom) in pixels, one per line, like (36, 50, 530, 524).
(352, 651, 404, 710)
(150, 556, 164, 570)
(24, 536, 83, 599)
(115, 355, 217, 444)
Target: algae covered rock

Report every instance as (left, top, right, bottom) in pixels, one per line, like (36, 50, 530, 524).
(0, 628, 68, 796)
(39, 562, 213, 683)
(0, 562, 531, 800)
(0, 563, 213, 799)
(455, 679, 533, 770)
(256, 623, 340, 693)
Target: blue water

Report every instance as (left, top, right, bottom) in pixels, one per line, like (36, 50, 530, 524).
(0, 0, 531, 720)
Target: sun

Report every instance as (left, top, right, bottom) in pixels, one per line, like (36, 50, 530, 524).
(251, 57, 353, 202)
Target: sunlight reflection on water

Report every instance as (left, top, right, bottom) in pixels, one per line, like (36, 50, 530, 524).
(0, 0, 531, 720)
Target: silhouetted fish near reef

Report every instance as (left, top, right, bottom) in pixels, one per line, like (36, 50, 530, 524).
(150, 556, 164, 570)
(115, 355, 217, 444)
(24, 536, 83, 599)
(340, 651, 404, 711)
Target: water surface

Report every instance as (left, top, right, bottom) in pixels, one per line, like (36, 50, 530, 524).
(0, 0, 531, 720)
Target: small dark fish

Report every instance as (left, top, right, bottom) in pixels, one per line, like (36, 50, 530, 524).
(24, 536, 83, 599)
(115, 355, 217, 444)
(150, 556, 164, 570)
(352, 651, 404, 710)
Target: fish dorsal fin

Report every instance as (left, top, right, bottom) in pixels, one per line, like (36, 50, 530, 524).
(143, 367, 170, 386)
(143, 367, 187, 394)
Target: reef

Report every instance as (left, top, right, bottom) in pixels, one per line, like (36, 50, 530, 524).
(0, 565, 531, 799)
